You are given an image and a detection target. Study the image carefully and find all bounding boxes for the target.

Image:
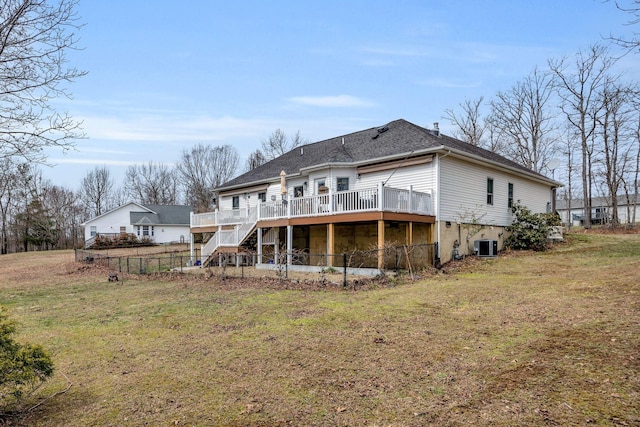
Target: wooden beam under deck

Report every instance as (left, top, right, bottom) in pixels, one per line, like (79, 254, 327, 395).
(257, 211, 435, 228)
(192, 212, 435, 233)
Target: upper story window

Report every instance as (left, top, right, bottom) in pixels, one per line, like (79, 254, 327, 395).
(508, 183, 514, 208)
(258, 192, 266, 203)
(294, 185, 304, 197)
(315, 178, 327, 194)
(337, 177, 349, 192)
(487, 178, 494, 205)
(232, 195, 240, 210)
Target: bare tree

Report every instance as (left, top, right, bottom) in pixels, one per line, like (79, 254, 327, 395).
(560, 126, 580, 228)
(177, 144, 239, 212)
(245, 149, 267, 172)
(0, 0, 86, 163)
(260, 129, 308, 161)
(0, 159, 22, 253)
(125, 162, 179, 205)
(489, 67, 558, 173)
(41, 182, 83, 248)
(549, 44, 616, 228)
(443, 97, 488, 147)
(596, 82, 636, 226)
(607, 0, 640, 52)
(80, 166, 115, 218)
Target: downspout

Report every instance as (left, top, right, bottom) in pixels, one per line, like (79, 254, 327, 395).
(435, 150, 452, 265)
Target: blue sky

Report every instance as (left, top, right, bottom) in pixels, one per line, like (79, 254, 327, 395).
(45, 0, 638, 189)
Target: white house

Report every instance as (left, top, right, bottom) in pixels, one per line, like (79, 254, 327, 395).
(82, 202, 193, 248)
(556, 194, 639, 227)
(190, 119, 560, 269)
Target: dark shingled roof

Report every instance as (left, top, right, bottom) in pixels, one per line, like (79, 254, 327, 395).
(219, 119, 553, 191)
(130, 204, 192, 225)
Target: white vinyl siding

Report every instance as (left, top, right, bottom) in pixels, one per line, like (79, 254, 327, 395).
(356, 162, 436, 193)
(439, 156, 552, 226)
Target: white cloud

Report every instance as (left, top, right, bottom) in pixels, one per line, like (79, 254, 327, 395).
(48, 158, 141, 167)
(288, 95, 376, 108)
(360, 46, 433, 57)
(77, 114, 278, 143)
(417, 78, 482, 89)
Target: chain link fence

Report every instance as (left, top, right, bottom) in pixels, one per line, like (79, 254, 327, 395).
(76, 243, 437, 285)
(75, 249, 199, 274)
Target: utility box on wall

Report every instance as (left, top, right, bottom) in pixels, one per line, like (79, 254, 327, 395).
(474, 239, 498, 257)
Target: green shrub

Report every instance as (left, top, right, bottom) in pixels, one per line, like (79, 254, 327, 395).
(0, 307, 54, 408)
(505, 201, 558, 251)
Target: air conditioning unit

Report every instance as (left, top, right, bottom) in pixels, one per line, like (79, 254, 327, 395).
(474, 239, 498, 257)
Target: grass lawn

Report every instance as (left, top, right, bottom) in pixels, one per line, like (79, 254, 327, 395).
(0, 233, 638, 426)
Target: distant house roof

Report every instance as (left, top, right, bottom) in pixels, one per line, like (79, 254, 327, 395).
(556, 194, 639, 210)
(217, 119, 558, 192)
(131, 204, 193, 226)
(82, 202, 193, 226)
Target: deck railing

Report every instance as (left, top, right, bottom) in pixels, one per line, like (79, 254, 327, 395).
(192, 185, 432, 229)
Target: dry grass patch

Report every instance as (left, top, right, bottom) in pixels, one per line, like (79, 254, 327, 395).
(0, 233, 638, 426)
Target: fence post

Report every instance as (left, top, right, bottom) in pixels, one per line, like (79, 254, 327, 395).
(395, 247, 399, 272)
(343, 253, 347, 287)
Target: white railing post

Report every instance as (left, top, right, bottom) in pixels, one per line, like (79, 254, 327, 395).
(215, 209, 219, 225)
(329, 188, 333, 214)
(409, 185, 413, 213)
(378, 182, 384, 211)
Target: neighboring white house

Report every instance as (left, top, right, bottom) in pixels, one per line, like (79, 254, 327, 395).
(556, 194, 639, 227)
(82, 202, 193, 248)
(190, 119, 560, 268)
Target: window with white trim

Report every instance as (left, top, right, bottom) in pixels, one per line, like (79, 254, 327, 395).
(487, 178, 494, 205)
(508, 183, 514, 208)
(337, 177, 349, 192)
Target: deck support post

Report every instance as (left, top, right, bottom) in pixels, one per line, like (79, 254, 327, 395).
(327, 223, 335, 267)
(257, 227, 263, 264)
(274, 227, 279, 265)
(377, 219, 385, 270)
(287, 225, 293, 265)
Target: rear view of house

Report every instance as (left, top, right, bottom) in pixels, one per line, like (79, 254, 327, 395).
(190, 119, 559, 270)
